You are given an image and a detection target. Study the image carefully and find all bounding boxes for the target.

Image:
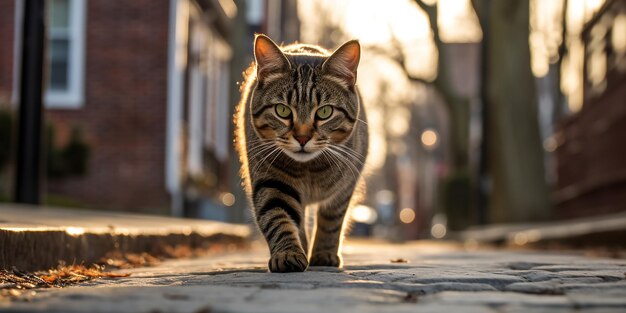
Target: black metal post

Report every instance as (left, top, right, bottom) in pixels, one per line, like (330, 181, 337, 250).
(476, 0, 491, 225)
(15, 0, 46, 204)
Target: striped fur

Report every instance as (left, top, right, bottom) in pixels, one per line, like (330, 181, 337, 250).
(235, 35, 369, 272)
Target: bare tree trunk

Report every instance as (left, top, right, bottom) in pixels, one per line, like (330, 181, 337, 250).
(476, 0, 551, 222)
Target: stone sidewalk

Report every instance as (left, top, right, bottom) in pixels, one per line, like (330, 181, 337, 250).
(2, 241, 625, 313)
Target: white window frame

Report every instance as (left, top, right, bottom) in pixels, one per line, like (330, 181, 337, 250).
(45, 0, 86, 109)
(11, 0, 24, 106)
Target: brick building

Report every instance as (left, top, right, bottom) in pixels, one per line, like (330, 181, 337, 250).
(554, 0, 626, 218)
(1, 0, 300, 220)
(0, 0, 237, 215)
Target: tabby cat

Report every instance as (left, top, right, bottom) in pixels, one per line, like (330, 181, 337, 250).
(235, 35, 368, 273)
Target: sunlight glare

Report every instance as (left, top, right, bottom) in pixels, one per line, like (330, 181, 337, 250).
(438, 0, 482, 43)
(530, 0, 564, 77)
(365, 109, 387, 170)
(562, 38, 585, 112)
(344, 0, 431, 45)
(387, 107, 410, 137)
(585, 0, 606, 20)
(561, 0, 606, 112)
(612, 14, 626, 54)
(65, 227, 85, 236)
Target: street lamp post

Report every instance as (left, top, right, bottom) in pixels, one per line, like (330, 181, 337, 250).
(15, 0, 46, 204)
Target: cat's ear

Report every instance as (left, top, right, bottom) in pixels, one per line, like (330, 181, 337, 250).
(254, 34, 290, 82)
(322, 40, 361, 87)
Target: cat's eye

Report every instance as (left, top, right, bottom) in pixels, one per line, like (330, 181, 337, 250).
(275, 104, 292, 118)
(316, 106, 333, 120)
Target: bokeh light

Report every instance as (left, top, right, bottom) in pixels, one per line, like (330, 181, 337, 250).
(351, 205, 378, 224)
(430, 223, 446, 239)
(399, 208, 416, 224)
(420, 129, 439, 149)
(221, 192, 235, 207)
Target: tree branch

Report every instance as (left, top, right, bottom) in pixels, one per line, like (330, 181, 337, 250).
(557, 0, 569, 60)
(367, 0, 463, 103)
(413, 0, 442, 47)
(364, 32, 433, 86)
(413, 0, 436, 18)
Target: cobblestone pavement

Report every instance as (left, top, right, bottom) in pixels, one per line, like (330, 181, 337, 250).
(2, 241, 625, 313)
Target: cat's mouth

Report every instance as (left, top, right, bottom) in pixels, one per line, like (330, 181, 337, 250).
(283, 148, 321, 162)
(295, 146, 309, 153)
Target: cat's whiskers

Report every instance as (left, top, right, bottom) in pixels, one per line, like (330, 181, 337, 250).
(247, 140, 274, 151)
(250, 148, 282, 178)
(246, 138, 275, 148)
(326, 148, 359, 182)
(330, 143, 366, 160)
(327, 145, 365, 167)
(315, 141, 361, 179)
(327, 146, 362, 175)
(263, 146, 286, 176)
(246, 142, 276, 158)
(250, 144, 279, 166)
(249, 144, 281, 177)
(321, 150, 345, 180)
(247, 137, 274, 143)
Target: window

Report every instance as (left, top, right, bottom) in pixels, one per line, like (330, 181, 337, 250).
(45, 0, 86, 108)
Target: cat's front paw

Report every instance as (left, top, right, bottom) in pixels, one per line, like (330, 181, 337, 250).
(268, 250, 308, 273)
(310, 252, 342, 267)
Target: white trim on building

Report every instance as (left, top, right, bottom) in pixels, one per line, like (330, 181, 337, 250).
(12, 0, 86, 108)
(45, 0, 87, 108)
(187, 15, 207, 177)
(11, 0, 24, 106)
(167, 0, 234, 216)
(166, 0, 189, 216)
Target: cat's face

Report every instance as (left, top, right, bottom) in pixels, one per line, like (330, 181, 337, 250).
(250, 35, 361, 162)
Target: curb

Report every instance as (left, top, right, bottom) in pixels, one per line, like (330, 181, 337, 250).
(458, 212, 626, 247)
(0, 204, 252, 271)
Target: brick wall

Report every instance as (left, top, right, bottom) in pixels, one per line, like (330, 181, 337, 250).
(554, 0, 626, 219)
(46, 0, 172, 214)
(554, 80, 626, 218)
(0, 1, 15, 104)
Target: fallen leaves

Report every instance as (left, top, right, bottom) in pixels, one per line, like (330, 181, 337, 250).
(38, 264, 130, 285)
(101, 251, 161, 269)
(0, 264, 130, 302)
(1, 242, 248, 302)
(98, 243, 244, 270)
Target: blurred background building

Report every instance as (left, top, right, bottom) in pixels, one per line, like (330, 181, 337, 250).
(0, 0, 624, 242)
(555, 0, 626, 219)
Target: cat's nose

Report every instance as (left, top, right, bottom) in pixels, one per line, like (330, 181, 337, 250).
(294, 135, 312, 147)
